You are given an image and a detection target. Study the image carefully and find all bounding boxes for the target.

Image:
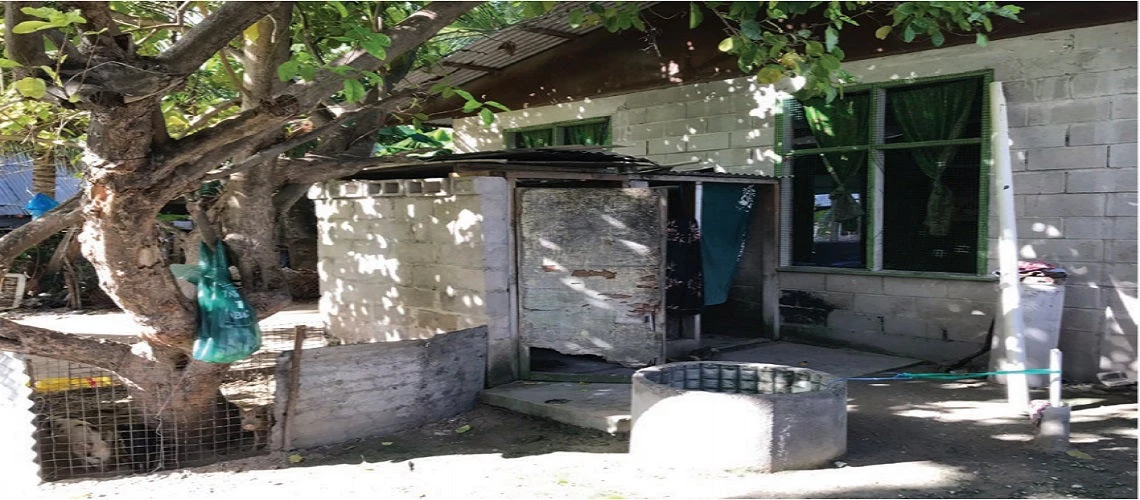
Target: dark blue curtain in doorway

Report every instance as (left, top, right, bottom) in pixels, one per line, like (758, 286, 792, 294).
(700, 183, 757, 306)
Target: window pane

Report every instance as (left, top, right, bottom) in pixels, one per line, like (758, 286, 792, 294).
(789, 93, 871, 150)
(882, 145, 981, 273)
(884, 78, 984, 144)
(791, 154, 866, 268)
(514, 129, 553, 148)
(563, 121, 610, 146)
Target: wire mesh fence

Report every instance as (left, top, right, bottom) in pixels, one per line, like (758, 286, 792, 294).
(25, 325, 330, 482)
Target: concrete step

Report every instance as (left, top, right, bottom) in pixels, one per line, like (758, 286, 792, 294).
(479, 381, 632, 434)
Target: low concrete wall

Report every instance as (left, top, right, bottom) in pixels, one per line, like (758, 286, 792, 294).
(310, 177, 515, 386)
(779, 272, 998, 363)
(274, 326, 487, 450)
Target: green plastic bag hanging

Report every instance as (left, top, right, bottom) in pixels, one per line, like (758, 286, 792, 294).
(192, 241, 261, 364)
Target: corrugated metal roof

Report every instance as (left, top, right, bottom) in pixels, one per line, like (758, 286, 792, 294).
(0, 153, 83, 216)
(400, 2, 655, 93)
(350, 148, 779, 181)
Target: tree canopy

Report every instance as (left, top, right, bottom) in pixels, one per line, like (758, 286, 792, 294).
(0, 0, 1020, 444)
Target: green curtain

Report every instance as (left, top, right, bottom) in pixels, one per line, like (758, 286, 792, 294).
(515, 129, 553, 148)
(888, 80, 978, 236)
(802, 94, 870, 222)
(564, 122, 610, 146)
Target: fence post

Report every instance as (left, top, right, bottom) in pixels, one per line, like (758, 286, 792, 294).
(280, 325, 306, 451)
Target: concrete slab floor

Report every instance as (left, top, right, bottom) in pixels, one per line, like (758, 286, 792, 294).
(481, 341, 922, 434)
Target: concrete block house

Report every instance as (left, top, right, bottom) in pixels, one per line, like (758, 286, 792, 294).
(311, 2, 1137, 385)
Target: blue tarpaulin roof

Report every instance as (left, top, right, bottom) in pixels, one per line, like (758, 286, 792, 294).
(0, 153, 83, 217)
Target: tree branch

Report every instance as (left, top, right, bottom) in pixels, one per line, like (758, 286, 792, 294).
(0, 319, 133, 373)
(156, 1, 282, 76)
(286, 2, 479, 111)
(179, 97, 241, 137)
(155, 2, 475, 193)
(72, 1, 128, 58)
(241, 3, 294, 103)
(272, 183, 311, 213)
(0, 196, 83, 272)
(4, 1, 53, 69)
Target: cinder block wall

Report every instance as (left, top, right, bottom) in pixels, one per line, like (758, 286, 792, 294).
(274, 327, 486, 449)
(455, 22, 1137, 381)
(309, 178, 515, 384)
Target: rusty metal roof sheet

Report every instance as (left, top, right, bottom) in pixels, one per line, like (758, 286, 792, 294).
(350, 148, 779, 181)
(400, 2, 655, 92)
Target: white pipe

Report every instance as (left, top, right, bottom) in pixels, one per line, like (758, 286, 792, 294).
(991, 81, 1031, 412)
(1049, 348, 1063, 407)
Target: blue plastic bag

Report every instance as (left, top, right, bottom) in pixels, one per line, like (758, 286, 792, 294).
(25, 193, 58, 219)
(192, 241, 261, 364)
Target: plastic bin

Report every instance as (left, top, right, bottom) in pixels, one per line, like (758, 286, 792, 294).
(989, 283, 1066, 388)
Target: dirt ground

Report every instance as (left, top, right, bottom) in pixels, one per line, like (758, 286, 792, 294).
(28, 366, 1137, 500)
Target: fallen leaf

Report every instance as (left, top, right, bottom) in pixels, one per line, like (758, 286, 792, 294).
(381, 441, 394, 446)
(288, 454, 304, 463)
(455, 424, 472, 433)
(1066, 450, 1093, 460)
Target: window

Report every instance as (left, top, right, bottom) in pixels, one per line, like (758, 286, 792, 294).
(507, 118, 611, 149)
(779, 73, 990, 274)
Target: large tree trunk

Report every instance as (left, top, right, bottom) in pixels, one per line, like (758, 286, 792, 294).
(0, 1, 481, 465)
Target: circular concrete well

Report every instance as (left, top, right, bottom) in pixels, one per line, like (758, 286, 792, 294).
(630, 362, 846, 472)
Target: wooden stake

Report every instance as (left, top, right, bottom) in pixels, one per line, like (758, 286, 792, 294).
(280, 325, 306, 451)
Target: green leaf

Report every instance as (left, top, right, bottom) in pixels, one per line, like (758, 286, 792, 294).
(689, 2, 703, 29)
(975, 32, 988, 47)
(818, 54, 841, 71)
(740, 19, 762, 40)
(718, 37, 735, 53)
(455, 424, 472, 434)
(298, 64, 316, 82)
(0, 58, 23, 68)
(13, 77, 46, 99)
(277, 60, 299, 81)
(1066, 449, 1092, 460)
(244, 24, 259, 43)
(737, 42, 758, 73)
(342, 78, 366, 103)
(874, 25, 892, 40)
(361, 36, 387, 60)
(569, 8, 585, 28)
(631, 15, 645, 31)
(825, 27, 839, 53)
(462, 100, 482, 113)
(12, 20, 52, 34)
(452, 88, 474, 102)
(371, 32, 392, 48)
(902, 24, 917, 43)
(756, 65, 784, 84)
(328, 0, 349, 17)
(479, 108, 495, 126)
(805, 41, 824, 57)
(19, 6, 60, 20)
(930, 29, 944, 47)
(483, 100, 510, 112)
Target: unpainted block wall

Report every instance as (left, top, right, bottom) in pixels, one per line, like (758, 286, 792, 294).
(0, 352, 39, 491)
(309, 177, 515, 385)
(274, 326, 487, 450)
(454, 22, 1137, 381)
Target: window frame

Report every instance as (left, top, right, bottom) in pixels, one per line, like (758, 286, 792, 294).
(775, 70, 994, 277)
(505, 117, 612, 149)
